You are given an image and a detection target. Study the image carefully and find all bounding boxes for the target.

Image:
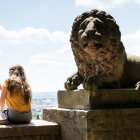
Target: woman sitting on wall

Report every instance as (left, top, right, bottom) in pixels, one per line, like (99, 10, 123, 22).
(0, 64, 32, 124)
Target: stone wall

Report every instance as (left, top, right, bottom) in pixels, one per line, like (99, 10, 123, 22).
(0, 120, 60, 140)
(44, 108, 88, 140)
(58, 89, 140, 109)
(43, 107, 140, 140)
(43, 89, 140, 140)
(2, 89, 139, 140)
(0, 135, 58, 140)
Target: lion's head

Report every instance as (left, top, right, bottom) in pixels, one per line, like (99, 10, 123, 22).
(70, 9, 126, 81)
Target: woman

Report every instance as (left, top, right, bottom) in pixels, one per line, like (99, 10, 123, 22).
(0, 64, 32, 124)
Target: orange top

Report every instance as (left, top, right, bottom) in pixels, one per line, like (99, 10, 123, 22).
(3, 79, 31, 111)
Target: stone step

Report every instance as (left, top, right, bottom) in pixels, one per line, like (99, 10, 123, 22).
(58, 89, 140, 109)
(43, 107, 140, 140)
(0, 120, 60, 140)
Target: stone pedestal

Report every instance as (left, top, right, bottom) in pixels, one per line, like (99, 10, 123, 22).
(58, 89, 140, 109)
(43, 89, 140, 140)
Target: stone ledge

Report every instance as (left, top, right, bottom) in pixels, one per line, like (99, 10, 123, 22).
(43, 107, 140, 140)
(58, 89, 140, 109)
(0, 120, 59, 137)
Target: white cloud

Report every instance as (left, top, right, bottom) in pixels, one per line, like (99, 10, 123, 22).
(0, 51, 3, 55)
(134, 0, 140, 4)
(30, 53, 50, 61)
(50, 31, 70, 43)
(28, 53, 50, 65)
(57, 45, 71, 54)
(0, 25, 69, 45)
(26, 51, 76, 91)
(75, 0, 130, 10)
(28, 52, 70, 68)
(0, 25, 74, 91)
(122, 29, 140, 56)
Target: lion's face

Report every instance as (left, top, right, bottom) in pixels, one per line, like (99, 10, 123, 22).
(78, 17, 104, 55)
(77, 17, 120, 56)
(71, 10, 125, 81)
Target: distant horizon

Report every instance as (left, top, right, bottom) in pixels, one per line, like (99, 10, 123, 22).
(33, 91, 57, 93)
(32, 91, 57, 99)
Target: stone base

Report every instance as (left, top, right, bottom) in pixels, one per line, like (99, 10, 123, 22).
(0, 120, 60, 140)
(58, 89, 140, 109)
(43, 107, 140, 140)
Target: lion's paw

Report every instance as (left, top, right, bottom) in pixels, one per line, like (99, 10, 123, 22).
(65, 72, 84, 90)
(65, 77, 77, 90)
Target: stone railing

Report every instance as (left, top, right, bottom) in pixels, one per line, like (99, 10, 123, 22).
(1, 89, 140, 140)
(43, 89, 140, 140)
(0, 120, 60, 140)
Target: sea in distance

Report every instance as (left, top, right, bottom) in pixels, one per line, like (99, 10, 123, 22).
(32, 92, 57, 120)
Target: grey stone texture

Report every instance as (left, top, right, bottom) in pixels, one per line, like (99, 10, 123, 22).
(43, 89, 140, 140)
(58, 89, 140, 109)
(43, 107, 140, 140)
(0, 120, 60, 140)
(65, 9, 140, 91)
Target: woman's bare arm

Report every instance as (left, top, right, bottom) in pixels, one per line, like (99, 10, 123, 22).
(0, 86, 7, 112)
(0, 84, 2, 91)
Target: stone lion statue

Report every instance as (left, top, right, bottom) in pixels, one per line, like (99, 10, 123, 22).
(65, 9, 140, 90)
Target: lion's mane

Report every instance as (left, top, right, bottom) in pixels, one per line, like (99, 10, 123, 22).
(70, 9, 126, 80)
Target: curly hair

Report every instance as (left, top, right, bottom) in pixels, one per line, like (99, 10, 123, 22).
(71, 9, 121, 43)
(69, 9, 125, 79)
(7, 64, 32, 104)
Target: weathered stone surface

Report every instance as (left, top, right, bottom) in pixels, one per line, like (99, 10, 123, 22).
(58, 89, 140, 109)
(43, 108, 88, 140)
(0, 120, 60, 140)
(43, 107, 140, 140)
(0, 135, 59, 140)
(58, 89, 91, 109)
(65, 9, 140, 91)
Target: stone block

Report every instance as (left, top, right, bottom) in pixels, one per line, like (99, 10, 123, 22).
(58, 89, 140, 109)
(0, 120, 60, 140)
(43, 107, 140, 140)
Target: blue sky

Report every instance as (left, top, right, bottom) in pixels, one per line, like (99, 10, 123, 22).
(0, 0, 140, 91)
